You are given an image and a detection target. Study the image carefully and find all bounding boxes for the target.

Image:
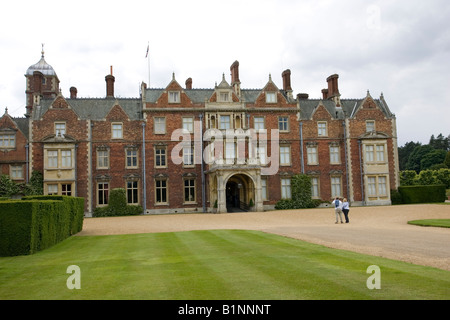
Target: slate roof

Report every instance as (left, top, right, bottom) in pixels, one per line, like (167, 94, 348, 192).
(32, 98, 142, 121)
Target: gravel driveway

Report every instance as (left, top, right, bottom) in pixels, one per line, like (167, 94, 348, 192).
(77, 204, 450, 271)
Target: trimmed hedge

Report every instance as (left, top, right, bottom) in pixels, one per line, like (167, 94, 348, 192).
(93, 188, 142, 217)
(0, 196, 84, 256)
(397, 185, 446, 204)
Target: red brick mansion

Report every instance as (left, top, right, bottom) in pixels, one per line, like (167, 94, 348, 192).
(0, 51, 400, 215)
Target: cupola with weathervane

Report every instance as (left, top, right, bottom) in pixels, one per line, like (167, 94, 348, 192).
(25, 45, 60, 115)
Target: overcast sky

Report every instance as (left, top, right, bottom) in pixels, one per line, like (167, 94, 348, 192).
(1, 0, 449, 146)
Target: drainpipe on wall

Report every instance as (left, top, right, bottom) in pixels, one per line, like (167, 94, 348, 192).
(142, 121, 146, 214)
(299, 122, 304, 174)
(25, 144, 29, 184)
(74, 144, 78, 197)
(89, 122, 93, 215)
(199, 113, 206, 213)
(342, 121, 350, 200)
(358, 139, 365, 206)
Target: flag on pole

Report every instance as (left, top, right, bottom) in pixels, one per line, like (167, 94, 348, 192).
(145, 43, 149, 58)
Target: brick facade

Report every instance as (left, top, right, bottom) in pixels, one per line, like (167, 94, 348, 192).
(1, 53, 399, 214)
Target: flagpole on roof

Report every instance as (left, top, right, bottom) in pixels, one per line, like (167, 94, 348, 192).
(146, 42, 150, 87)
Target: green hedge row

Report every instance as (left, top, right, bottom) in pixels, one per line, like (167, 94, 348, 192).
(393, 185, 446, 204)
(0, 196, 84, 256)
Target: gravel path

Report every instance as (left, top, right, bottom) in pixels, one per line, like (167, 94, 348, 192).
(77, 204, 450, 271)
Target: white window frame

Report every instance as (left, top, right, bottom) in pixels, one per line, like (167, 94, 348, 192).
(184, 178, 196, 203)
(331, 176, 342, 198)
(329, 146, 340, 164)
(55, 122, 66, 137)
(97, 149, 109, 169)
(307, 146, 318, 165)
(261, 177, 268, 201)
(10, 165, 23, 180)
(97, 182, 109, 206)
(126, 180, 139, 204)
(366, 120, 376, 132)
(112, 123, 123, 139)
(278, 116, 289, 132)
(61, 150, 72, 168)
(183, 145, 195, 167)
(318, 121, 327, 137)
(155, 178, 168, 204)
(168, 91, 180, 103)
(154, 117, 166, 134)
(266, 92, 277, 103)
(47, 150, 58, 168)
(219, 92, 229, 102)
(155, 146, 167, 168)
(182, 117, 194, 133)
(126, 149, 138, 168)
(281, 178, 291, 199)
(254, 116, 265, 130)
(311, 176, 320, 199)
(0, 134, 15, 148)
(220, 115, 231, 130)
(279, 145, 291, 166)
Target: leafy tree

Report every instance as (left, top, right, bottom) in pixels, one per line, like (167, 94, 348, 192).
(429, 133, 449, 151)
(398, 141, 421, 171)
(0, 175, 20, 197)
(435, 168, 450, 188)
(405, 145, 433, 173)
(420, 149, 447, 170)
(414, 170, 440, 185)
(399, 170, 417, 186)
(445, 151, 450, 168)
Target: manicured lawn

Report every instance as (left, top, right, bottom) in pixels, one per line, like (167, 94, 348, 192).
(408, 219, 450, 228)
(0, 230, 449, 300)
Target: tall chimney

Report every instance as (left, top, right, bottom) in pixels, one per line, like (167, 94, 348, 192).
(230, 60, 240, 83)
(105, 66, 115, 98)
(70, 87, 77, 99)
(326, 74, 339, 97)
(185, 77, 192, 90)
(230, 60, 241, 97)
(282, 69, 292, 91)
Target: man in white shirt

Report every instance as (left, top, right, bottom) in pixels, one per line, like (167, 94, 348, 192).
(333, 197, 344, 224)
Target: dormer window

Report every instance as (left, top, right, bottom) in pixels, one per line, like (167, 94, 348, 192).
(0, 133, 15, 148)
(266, 92, 277, 103)
(219, 92, 229, 102)
(55, 122, 66, 136)
(169, 91, 180, 103)
(366, 120, 376, 132)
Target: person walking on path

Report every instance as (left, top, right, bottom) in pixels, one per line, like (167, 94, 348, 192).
(332, 197, 344, 224)
(342, 198, 350, 223)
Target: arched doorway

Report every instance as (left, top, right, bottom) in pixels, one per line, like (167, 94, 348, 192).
(225, 174, 252, 212)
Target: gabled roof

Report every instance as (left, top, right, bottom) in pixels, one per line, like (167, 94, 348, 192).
(32, 98, 142, 121)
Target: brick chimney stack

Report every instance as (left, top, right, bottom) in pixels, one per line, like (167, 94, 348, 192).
(70, 87, 77, 99)
(185, 77, 192, 90)
(105, 66, 115, 98)
(230, 60, 241, 97)
(282, 69, 293, 99)
(282, 69, 292, 91)
(326, 74, 339, 97)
